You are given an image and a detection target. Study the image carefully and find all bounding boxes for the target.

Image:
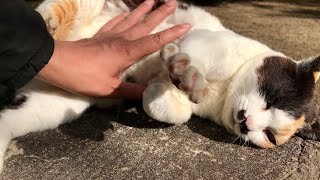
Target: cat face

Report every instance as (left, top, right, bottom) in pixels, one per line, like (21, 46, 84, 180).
(227, 55, 320, 148)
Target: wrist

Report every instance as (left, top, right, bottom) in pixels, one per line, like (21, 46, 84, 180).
(37, 39, 101, 94)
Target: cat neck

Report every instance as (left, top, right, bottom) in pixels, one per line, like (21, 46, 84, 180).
(191, 79, 230, 126)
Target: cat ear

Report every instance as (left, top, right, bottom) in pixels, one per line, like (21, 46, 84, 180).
(297, 55, 320, 83)
(297, 120, 320, 141)
(296, 107, 320, 141)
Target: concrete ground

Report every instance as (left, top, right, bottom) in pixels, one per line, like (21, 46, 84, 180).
(2, 1, 320, 179)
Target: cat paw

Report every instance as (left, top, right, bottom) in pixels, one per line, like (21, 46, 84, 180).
(161, 43, 190, 80)
(179, 66, 209, 104)
(160, 43, 209, 104)
(160, 43, 180, 65)
(167, 53, 191, 81)
(143, 83, 191, 124)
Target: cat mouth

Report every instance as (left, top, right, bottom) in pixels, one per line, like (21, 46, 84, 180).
(263, 129, 277, 145)
(231, 113, 277, 148)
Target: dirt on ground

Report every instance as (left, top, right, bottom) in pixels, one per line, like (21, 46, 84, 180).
(209, 1, 320, 60)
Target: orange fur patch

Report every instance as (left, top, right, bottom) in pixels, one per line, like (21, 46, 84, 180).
(313, 71, 320, 83)
(275, 116, 305, 145)
(261, 141, 275, 149)
(51, 0, 78, 40)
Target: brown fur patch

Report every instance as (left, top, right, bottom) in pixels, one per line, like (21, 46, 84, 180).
(275, 116, 305, 145)
(257, 56, 315, 119)
(0, 95, 27, 112)
(50, 0, 78, 40)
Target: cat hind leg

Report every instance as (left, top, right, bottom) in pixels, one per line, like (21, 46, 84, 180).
(0, 127, 11, 173)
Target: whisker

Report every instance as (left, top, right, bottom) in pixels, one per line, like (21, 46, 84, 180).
(231, 136, 240, 144)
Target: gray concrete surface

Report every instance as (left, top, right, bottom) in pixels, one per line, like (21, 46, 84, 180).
(1, 1, 320, 179)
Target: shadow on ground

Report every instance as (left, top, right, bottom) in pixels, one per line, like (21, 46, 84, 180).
(59, 102, 172, 141)
(59, 103, 238, 145)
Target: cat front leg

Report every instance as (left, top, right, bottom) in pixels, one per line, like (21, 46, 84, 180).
(161, 43, 209, 104)
(0, 126, 11, 173)
(143, 75, 192, 124)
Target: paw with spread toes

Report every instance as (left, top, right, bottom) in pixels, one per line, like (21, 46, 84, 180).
(161, 43, 209, 104)
(178, 66, 209, 104)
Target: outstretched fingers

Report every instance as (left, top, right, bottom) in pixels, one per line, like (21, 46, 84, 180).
(95, 13, 129, 35)
(111, 0, 155, 33)
(123, 0, 177, 40)
(126, 23, 191, 65)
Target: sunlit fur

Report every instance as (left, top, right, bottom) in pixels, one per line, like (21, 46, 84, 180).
(0, 0, 319, 173)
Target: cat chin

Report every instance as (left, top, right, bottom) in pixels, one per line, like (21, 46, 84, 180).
(233, 125, 275, 149)
(247, 131, 275, 148)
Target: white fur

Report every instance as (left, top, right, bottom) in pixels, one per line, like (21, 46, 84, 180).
(0, 0, 306, 172)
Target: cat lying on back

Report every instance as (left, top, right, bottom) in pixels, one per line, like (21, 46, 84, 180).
(0, 0, 319, 173)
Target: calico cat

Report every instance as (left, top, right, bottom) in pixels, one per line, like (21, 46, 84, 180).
(0, 0, 319, 173)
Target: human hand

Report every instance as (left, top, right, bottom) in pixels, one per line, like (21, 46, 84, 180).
(38, 0, 191, 99)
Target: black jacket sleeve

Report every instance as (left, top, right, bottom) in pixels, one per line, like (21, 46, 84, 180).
(0, 0, 54, 105)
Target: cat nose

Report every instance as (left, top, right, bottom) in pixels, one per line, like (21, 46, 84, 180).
(237, 110, 246, 121)
(239, 120, 249, 134)
(237, 110, 249, 134)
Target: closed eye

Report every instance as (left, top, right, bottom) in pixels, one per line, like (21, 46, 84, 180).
(264, 129, 277, 145)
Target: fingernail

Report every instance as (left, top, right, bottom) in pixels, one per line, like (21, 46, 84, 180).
(180, 23, 191, 31)
(144, 0, 155, 6)
(166, 0, 177, 6)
